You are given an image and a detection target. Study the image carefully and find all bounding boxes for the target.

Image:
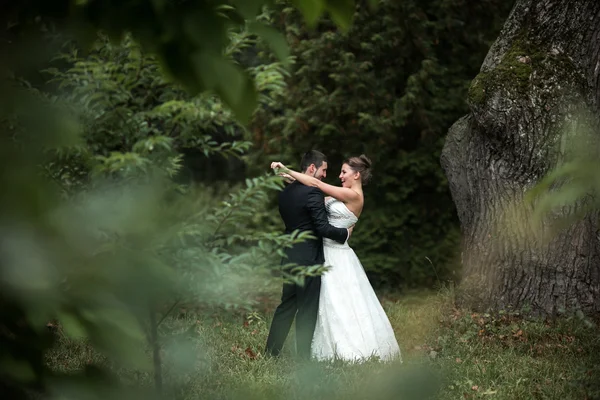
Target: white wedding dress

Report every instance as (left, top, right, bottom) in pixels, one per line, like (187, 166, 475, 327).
(311, 198, 401, 362)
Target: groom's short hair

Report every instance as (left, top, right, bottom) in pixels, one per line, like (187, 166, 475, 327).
(300, 150, 327, 172)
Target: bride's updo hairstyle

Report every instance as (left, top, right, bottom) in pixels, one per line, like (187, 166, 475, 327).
(345, 154, 372, 185)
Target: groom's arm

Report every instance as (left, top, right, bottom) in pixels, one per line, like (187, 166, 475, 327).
(306, 188, 349, 244)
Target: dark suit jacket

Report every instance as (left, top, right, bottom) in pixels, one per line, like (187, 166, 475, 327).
(279, 181, 348, 266)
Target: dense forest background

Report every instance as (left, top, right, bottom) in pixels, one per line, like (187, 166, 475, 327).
(177, 0, 515, 288)
(6, 1, 599, 400)
(1, 1, 515, 290)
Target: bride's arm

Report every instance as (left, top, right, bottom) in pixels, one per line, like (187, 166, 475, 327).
(271, 162, 359, 203)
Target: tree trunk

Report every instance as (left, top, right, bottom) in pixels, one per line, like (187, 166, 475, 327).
(149, 309, 163, 394)
(441, 0, 600, 315)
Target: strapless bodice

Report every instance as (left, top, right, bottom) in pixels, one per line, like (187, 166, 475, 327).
(323, 198, 358, 249)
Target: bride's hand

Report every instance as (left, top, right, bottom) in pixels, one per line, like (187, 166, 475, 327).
(278, 172, 295, 183)
(270, 161, 286, 170)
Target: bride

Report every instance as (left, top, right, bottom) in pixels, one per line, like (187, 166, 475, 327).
(270, 155, 401, 362)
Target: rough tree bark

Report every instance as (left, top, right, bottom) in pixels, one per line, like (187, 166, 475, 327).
(441, 0, 600, 315)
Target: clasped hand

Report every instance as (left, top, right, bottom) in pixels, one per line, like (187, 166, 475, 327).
(271, 162, 294, 183)
(270, 161, 286, 170)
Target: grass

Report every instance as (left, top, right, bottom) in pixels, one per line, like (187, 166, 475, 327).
(46, 285, 600, 400)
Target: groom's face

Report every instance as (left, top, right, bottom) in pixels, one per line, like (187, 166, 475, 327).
(312, 161, 328, 180)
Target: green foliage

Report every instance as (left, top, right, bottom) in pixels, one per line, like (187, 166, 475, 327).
(35, 26, 321, 303)
(0, 1, 360, 397)
(250, 0, 514, 287)
(525, 118, 600, 239)
(2, 0, 359, 123)
(0, 98, 295, 399)
(40, 27, 289, 190)
(528, 159, 600, 229)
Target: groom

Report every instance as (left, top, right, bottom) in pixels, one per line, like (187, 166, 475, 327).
(265, 150, 351, 359)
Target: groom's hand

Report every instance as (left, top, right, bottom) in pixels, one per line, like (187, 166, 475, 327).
(347, 225, 354, 239)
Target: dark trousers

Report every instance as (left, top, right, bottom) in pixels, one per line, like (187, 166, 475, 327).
(265, 275, 321, 358)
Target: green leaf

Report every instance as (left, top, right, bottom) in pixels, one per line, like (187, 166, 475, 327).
(326, 0, 355, 32)
(366, 0, 379, 10)
(0, 357, 36, 382)
(248, 21, 290, 65)
(83, 308, 150, 370)
(58, 311, 87, 339)
(163, 336, 198, 374)
(160, 40, 202, 94)
(193, 51, 258, 124)
(293, 0, 325, 27)
(231, 0, 265, 19)
(183, 6, 228, 52)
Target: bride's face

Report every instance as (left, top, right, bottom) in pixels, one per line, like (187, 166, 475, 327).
(339, 163, 359, 187)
